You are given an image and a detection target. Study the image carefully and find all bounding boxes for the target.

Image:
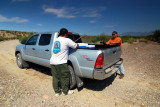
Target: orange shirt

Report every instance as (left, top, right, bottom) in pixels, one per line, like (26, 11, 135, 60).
(108, 37, 122, 49)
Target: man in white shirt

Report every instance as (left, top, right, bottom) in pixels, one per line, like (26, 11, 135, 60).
(50, 28, 78, 97)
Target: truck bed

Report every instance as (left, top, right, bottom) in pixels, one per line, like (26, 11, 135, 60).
(78, 44, 118, 49)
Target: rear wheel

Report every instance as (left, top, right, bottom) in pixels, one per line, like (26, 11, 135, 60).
(68, 65, 76, 89)
(16, 53, 29, 68)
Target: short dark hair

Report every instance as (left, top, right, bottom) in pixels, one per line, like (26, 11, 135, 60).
(60, 28, 68, 36)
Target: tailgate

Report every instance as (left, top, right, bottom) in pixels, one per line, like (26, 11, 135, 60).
(102, 46, 121, 68)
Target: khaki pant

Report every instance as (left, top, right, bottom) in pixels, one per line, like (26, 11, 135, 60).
(51, 63, 70, 94)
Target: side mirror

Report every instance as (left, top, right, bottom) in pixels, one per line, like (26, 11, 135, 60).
(21, 40, 26, 44)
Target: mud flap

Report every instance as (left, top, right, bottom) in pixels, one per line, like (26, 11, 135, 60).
(75, 76, 83, 88)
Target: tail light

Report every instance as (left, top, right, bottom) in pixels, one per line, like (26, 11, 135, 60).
(94, 53, 104, 69)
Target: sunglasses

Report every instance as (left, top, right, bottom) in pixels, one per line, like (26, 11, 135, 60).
(112, 34, 116, 35)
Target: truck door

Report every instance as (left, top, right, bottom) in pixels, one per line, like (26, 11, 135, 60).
(35, 34, 52, 67)
(25, 34, 39, 59)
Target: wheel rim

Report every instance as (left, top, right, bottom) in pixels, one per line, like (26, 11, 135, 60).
(17, 54, 22, 67)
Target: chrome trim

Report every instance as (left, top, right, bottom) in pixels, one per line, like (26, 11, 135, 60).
(93, 59, 123, 80)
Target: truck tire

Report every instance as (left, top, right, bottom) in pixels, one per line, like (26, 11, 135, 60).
(16, 53, 29, 68)
(68, 65, 76, 89)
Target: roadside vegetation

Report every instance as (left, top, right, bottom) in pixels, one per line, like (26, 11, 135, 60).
(81, 34, 147, 44)
(0, 37, 19, 42)
(82, 30, 160, 44)
(16, 32, 36, 42)
(0, 30, 159, 44)
(146, 30, 160, 43)
(0, 30, 36, 42)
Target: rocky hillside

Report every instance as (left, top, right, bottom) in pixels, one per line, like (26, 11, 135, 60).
(0, 30, 35, 38)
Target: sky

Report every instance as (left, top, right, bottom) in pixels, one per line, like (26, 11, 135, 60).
(0, 0, 160, 35)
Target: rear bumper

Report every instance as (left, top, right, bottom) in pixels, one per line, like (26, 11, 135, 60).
(93, 59, 123, 80)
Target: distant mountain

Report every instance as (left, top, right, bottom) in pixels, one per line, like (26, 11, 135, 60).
(120, 31, 153, 36)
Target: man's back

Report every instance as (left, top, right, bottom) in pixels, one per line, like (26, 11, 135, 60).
(50, 37, 77, 65)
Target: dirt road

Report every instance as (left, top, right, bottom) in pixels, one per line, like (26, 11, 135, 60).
(0, 40, 160, 107)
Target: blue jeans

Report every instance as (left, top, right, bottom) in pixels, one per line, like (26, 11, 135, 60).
(120, 64, 124, 74)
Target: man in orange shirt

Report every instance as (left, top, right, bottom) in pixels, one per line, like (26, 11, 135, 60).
(106, 31, 124, 79)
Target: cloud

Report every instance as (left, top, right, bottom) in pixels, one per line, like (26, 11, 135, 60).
(90, 20, 96, 23)
(81, 9, 101, 18)
(104, 25, 117, 28)
(0, 14, 29, 23)
(43, 5, 106, 19)
(12, 0, 30, 2)
(80, 7, 106, 18)
(37, 24, 42, 26)
(43, 6, 76, 18)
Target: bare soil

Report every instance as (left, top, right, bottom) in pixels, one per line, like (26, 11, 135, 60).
(0, 40, 160, 107)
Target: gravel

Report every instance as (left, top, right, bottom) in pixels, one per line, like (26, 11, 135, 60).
(0, 40, 160, 107)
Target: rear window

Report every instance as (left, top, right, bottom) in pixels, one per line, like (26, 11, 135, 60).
(67, 34, 82, 43)
(58, 33, 82, 43)
(39, 34, 51, 46)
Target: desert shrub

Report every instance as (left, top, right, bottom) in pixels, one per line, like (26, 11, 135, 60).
(153, 30, 160, 42)
(139, 38, 148, 43)
(0, 37, 5, 41)
(121, 36, 131, 43)
(6, 30, 11, 33)
(127, 38, 135, 44)
(0, 30, 36, 42)
(0, 37, 18, 41)
(18, 32, 36, 42)
(146, 30, 160, 42)
(82, 33, 111, 43)
(97, 33, 111, 42)
(82, 36, 97, 43)
(17, 35, 22, 39)
(19, 36, 30, 42)
(82, 34, 140, 44)
(82, 36, 111, 43)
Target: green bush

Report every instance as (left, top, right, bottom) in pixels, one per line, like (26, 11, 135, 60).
(153, 30, 160, 41)
(0, 37, 5, 41)
(81, 33, 111, 44)
(81, 34, 141, 44)
(17, 35, 22, 39)
(0, 30, 37, 42)
(18, 32, 36, 42)
(121, 36, 130, 43)
(0, 37, 18, 41)
(6, 30, 11, 33)
(139, 38, 148, 43)
(19, 36, 30, 42)
(146, 30, 160, 42)
(127, 38, 136, 44)
(153, 30, 160, 42)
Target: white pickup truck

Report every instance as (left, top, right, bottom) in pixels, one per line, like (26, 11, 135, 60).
(15, 32, 123, 89)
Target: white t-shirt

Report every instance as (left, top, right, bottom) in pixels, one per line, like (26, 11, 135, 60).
(50, 37, 77, 65)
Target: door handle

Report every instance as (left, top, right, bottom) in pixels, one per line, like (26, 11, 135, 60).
(45, 49, 49, 51)
(113, 50, 116, 54)
(32, 48, 35, 50)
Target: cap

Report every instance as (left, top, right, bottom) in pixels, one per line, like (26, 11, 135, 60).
(112, 31, 118, 34)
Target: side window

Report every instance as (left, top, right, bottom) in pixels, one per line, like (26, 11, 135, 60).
(26, 34, 38, 45)
(38, 34, 51, 46)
